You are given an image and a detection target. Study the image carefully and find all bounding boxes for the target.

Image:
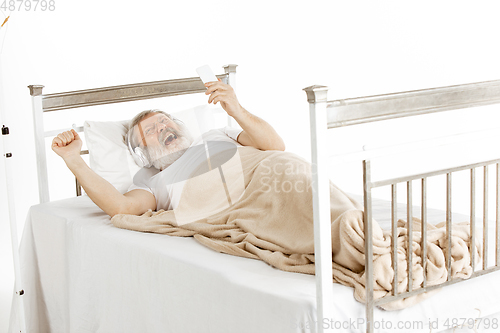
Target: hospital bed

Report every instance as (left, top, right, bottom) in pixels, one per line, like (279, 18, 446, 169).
(8, 66, 500, 332)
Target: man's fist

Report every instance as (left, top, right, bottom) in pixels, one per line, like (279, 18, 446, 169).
(205, 80, 243, 118)
(51, 129, 83, 161)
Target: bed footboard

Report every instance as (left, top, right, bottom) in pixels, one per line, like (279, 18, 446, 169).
(305, 80, 500, 333)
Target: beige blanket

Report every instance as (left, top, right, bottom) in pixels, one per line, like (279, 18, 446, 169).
(111, 146, 481, 310)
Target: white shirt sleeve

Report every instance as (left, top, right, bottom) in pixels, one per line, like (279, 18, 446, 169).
(222, 126, 243, 142)
(127, 183, 154, 194)
(127, 168, 155, 194)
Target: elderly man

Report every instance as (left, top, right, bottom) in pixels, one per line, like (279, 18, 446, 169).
(52, 80, 285, 217)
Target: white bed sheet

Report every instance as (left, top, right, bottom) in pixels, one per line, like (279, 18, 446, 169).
(9, 195, 500, 333)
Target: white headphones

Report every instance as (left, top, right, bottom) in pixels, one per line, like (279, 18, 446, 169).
(127, 131, 152, 168)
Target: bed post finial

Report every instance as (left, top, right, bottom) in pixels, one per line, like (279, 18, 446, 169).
(28, 84, 50, 203)
(223, 65, 238, 127)
(28, 85, 44, 96)
(303, 85, 328, 104)
(223, 64, 238, 74)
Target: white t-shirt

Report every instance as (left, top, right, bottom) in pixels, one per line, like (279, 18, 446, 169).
(128, 126, 243, 210)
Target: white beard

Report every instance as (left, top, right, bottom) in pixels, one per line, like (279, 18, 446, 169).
(146, 121, 194, 170)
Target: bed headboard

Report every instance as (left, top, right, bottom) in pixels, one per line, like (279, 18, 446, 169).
(28, 64, 238, 203)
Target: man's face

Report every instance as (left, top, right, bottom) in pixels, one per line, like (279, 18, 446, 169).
(136, 113, 181, 149)
(133, 112, 193, 170)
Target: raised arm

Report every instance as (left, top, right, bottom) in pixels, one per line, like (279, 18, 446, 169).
(205, 80, 285, 151)
(51, 129, 156, 217)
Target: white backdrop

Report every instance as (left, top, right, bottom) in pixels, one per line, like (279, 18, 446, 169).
(1, 1, 500, 330)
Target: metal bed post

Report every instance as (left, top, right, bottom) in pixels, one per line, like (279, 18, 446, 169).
(446, 173, 452, 280)
(497, 164, 500, 266)
(29, 84, 50, 203)
(223, 64, 238, 128)
(304, 85, 334, 333)
(223, 64, 237, 88)
(471, 168, 477, 272)
(483, 166, 489, 269)
(362, 161, 374, 333)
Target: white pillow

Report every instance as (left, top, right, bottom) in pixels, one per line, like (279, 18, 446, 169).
(83, 119, 140, 193)
(83, 104, 218, 193)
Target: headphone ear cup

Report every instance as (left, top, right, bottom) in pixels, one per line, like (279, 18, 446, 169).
(133, 147, 151, 168)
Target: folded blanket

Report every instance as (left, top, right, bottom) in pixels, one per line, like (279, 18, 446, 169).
(111, 146, 481, 310)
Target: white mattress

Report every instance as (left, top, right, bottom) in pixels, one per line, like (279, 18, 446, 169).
(9, 195, 500, 333)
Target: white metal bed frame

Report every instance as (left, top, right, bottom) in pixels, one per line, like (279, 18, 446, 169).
(304, 81, 500, 333)
(24, 69, 500, 333)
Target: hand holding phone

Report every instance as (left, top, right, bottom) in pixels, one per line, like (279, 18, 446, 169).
(196, 65, 218, 84)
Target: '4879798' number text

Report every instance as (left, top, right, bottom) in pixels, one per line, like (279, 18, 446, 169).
(1, 0, 55, 11)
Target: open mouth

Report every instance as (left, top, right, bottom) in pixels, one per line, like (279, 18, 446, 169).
(163, 132, 178, 146)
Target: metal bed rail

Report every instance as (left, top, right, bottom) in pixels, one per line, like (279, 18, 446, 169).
(28, 64, 237, 203)
(304, 79, 500, 333)
(363, 158, 500, 329)
(325, 79, 500, 129)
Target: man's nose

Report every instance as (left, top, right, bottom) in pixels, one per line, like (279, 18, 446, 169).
(157, 122, 168, 132)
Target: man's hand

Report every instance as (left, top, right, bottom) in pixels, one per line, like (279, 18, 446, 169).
(51, 129, 83, 161)
(205, 79, 243, 118)
(204, 80, 285, 151)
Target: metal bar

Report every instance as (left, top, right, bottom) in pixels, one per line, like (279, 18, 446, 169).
(29, 85, 50, 203)
(303, 86, 334, 333)
(421, 178, 428, 288)
(363, 160, 374, 333)
(326, 79, 500, 129)
(497, 164, 500, 267)
(371, 158, 500, 188)
(471, 168, 476, 272)
(407, 181, 413, 292)
(44, 125, 85, 137)
(375, 265, 500, 306)
(40, 75, 228, 112)
(224, 65, 238, 128)
(484, 165, 489, 270)
(446, 173, 452, 281)
(391, 184, 398, 296)
(76, 178, 82, 197)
